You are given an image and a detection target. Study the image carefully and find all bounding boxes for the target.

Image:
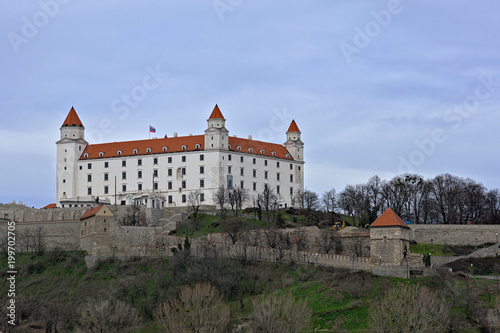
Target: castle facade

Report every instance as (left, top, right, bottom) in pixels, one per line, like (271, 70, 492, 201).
(56, 105, 304, 208)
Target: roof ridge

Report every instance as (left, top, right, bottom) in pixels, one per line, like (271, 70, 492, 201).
(62, 107, 84, 127)
(287, 120, 300, 132)
(209, 104, 225, 119)
(370, 208, 410, 229)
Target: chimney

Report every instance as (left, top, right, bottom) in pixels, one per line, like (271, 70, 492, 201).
(173, 132, 178, 137)
(248, 135, 252, 140)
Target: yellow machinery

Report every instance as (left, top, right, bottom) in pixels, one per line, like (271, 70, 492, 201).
(332, 220, 345, 230)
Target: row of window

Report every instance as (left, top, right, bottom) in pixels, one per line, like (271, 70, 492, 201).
(85, 145, 203, 159)
(84, 155, 204, 170)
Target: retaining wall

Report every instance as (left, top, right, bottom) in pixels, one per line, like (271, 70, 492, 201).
(410, 225, 500, 245)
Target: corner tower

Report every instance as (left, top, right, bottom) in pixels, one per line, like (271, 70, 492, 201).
(204, 104, 229, 150)
(56, 107, 88, 207)
(284, 120, 304, 161)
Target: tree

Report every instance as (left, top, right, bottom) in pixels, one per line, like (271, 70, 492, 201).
(221, 217, 246, 244)
(213, 186, 228, 220)
(188, 190, 202, 218)
(154, 283, 230, 333)
(80, 299, 141, 333)
(318, 229, 337, 254)
(121, 204, 147, 226)
(32, 226, 46, 256)
(259, 186, 278, 222)
(263, 227, 281, 249)
(227, 187, 249, 216)
(321, 188, 337, 221)
(251, 292, 312, 333)
(302, 189, 320, 224)
(370, 283, 449, 333)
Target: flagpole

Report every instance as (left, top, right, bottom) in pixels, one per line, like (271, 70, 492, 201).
(149, 125, 151, 140)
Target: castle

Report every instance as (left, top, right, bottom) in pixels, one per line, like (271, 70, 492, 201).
(55, 105, 304, 209)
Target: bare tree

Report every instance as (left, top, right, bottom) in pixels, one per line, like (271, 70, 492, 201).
(154, 283, 230, 333)
(290, 229, 308, 251)
(321, 188, 337, 222)
(318, 229, 336, 254)
(32, 226, 46, 256)
(213, 186, 228, 220)
(227, 187, 249, 216)
(263, 227, 281, 249)
(221, 217, 247, 244)
(188, 190, 202, 218)
(80, 299, 141, 333)
(259, 186, 278, 222)
(370, 283, 450, 333)
(121, 205, 147, 226)
(251, 292, 312, 333)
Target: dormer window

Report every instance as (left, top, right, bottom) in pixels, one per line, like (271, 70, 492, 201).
(195, 144, 200, 149)
(236, 146, 241, 151)
(248, 148, 253, 153)
(271, 151, 276, 156)
(99, 152, 104, 157)
(285, 153, 290, 158)
(182, 145, 187, 150)
(163, 147, 168, 152)
(117, 150, 122, 156)
(260, 149, 265, 154)
(84, 153, 89, 158)
(146, 148, 152, 153)
(133, 149, 138, 154)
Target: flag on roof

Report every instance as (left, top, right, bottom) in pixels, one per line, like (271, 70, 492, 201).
(149, 125, 156, 133)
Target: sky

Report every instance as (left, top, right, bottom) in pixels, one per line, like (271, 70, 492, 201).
(1, 1, 500, 208)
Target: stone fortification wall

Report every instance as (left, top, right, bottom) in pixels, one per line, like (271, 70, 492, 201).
(410, 225, 500, 245)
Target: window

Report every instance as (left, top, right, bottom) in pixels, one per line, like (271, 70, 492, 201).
(264, 171, 268, 179)
(138, 170, 142, 178)
(104, 228, 107, 232)
(277, 173, 280, 181)
(181, 167, 186, 176)
(168, 168, 172, 177)
(182, 156, 186, 162)
(240, 156, 244, 163)
(228, 166, 232, 174)
(253, 169, 256, 178)
(240, 181, 244, 189)
(261, 150, 265, 155)
(153, 169, 158, 177)
(227, 175, 233, 188)
(122, 184, 127, 192)
(168, 195, 173, 204)
(240, 167, 244, 176)
(146, 148, 152, 153)
(122, 160, 126, 167)
(264, 160, 268, 166)
(253, 182, 257, 191)
(182, 194, 186, 203)
(163, 146, 168, 152)
(88, 187, 92, 195)
(200, 154, 204, 161)
(248, 148, 253, 153)
(87, 174, 92, 182)
(99, 152, 104, 157)
(200, 179, 205, 188)
(104, 186, 109, 194)
(277, 161, 280, 168)
(272, 151, 276, 156)
(200, 166, 204, 174)
(104, 162, 109, 168)
(195, 144, 200, 149)
(182, 145, 187, 150)
(253, 158, 256, 164)
(290, 187, 293, 196)
(154, 182, 158, 190)
(63, 179, 66, 183)
(182, 180, 186, 189)
(277, 185, 280, 194)
(290, 174, 294, 182)
(138, 159, 142, 166)
(88, 163, 92, 169)
(154, 157, 158, 165)
(200, 193, 205, 202)
(168, 181, 172, 190)
(290, 163, 293, 170)
(104, 173, 108, 181)
(228, 154, 232, 161)
(122, 172, 126, 180)
(298, 166, 301, 171)
(117, 150, 122, 155)
(79, 166, 82, 170)
(168, 157, 172, 163)
(264, 183, 269, 190)
(133, 149, 138, 154)
(83, 153, 89, 158)
(138, 183, 142, 191)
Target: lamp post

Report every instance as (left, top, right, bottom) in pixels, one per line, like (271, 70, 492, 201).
(496, 232, 498, 244)
(379, 255, 382, 266)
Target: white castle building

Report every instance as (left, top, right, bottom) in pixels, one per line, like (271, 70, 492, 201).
(56, 105, 304, 208)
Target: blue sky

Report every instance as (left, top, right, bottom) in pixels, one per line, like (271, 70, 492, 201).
(1, 1, 500, 208)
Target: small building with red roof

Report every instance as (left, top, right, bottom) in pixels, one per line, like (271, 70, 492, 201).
(55, 105, 304, 209)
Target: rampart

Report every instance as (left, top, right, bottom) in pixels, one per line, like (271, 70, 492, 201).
(410, 225, 500, 245)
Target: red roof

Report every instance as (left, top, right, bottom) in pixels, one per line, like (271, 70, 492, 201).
(208, 104, 224, 119)
(62, 107, 84, 127)
(80, 205, 104, 220)
(81, 134, 294, 160)
(41, 203, 57, 209)
(370, 208, 410, 229)
(287, 120, 300, 132)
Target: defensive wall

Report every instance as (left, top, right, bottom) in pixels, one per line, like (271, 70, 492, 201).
(409, 224, 500, 245)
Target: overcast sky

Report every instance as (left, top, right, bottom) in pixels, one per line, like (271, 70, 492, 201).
(1, 1, 500, 208)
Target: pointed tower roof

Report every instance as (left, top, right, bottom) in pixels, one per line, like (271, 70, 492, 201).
(62, 107, 84, 127)
(370, 208, 410, 229)
(287, 120, 300, 132)
(208, 104, 225, 119)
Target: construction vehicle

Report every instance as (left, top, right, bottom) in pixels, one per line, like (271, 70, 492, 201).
(331, 220, 346, 231)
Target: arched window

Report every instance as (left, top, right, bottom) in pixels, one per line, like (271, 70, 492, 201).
(163, 147, 168, 152)
(84, 153, 89, 158)
(146, 148, 152, 153)
(117, 150, 122, 156)
(99, 152, 104, 157)
(133, 149, 138, 154)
